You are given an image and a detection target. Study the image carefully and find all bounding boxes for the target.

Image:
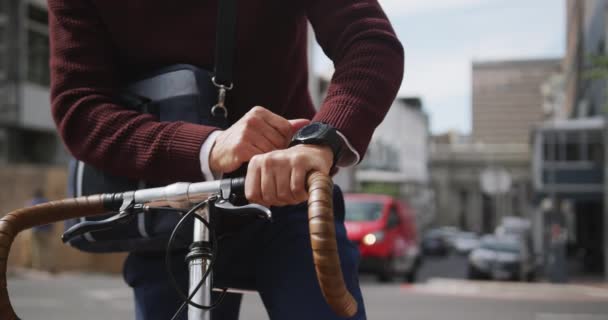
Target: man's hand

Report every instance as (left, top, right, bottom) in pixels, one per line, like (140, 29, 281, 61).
(245, 144, 333, 207)
(209, 106, 309, 174)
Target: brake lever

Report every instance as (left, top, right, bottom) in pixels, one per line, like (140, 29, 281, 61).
(62, 204, 142, 243)
(213, 200, 272, 221)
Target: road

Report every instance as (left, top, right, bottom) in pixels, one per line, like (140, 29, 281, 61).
(7, 255, 608, 320)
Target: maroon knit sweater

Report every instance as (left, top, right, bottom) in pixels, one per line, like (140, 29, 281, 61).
(49, 0, 404, 184)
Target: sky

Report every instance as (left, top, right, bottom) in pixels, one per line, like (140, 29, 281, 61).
(313, 0, 565, 134)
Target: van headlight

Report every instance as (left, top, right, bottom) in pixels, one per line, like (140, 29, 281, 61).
(362, 231, 385, 246)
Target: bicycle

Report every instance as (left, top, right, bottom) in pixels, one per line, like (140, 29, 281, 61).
(0, 171, 357, 320)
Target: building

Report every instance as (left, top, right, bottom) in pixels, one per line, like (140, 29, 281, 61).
(472, 59, 562, 145)
(0, 0, 67, 165)
(357, 98, 429, 187)
(430, 135, 530, 233)
(531, 0, 608, 278)
(431, 58, 560, 234)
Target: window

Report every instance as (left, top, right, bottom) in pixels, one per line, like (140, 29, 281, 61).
(542, 132, 557, 162)
(13, 129, 58, 164)
(387, 207, 400, 229)
(588, 142, 604, 165)
(27, 30, 49, 86)
(0, 13, 6, 77)
(585, 131, 603, 165)
(28, 4, 48, 25)
(0, 49, 5, 78)
(344, 201, 383, 222)
(0, 128, 7, 164)
(542, 130, 601, 164)
(26, 5, 50, 86)
(564, 132, 581, 162)
(0, 24, 5, 45)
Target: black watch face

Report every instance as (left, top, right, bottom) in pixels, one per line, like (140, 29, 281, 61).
(300, 123, 324, 138)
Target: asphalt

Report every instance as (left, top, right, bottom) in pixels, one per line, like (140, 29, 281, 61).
(7, 255, 608, 320)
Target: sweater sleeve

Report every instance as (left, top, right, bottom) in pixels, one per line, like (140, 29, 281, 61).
(48, 0, 216, 183)
(306, 0, 404, 159)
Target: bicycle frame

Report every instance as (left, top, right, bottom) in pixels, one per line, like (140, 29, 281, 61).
(0, 172, 357, 320)
(189, 206, 212, 320)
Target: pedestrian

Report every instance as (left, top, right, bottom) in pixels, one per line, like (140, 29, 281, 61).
(28, 189, 55, 273)
(48, 1, 403, 319)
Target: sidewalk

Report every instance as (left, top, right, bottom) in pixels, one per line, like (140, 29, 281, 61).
(404, 277, 608, 302)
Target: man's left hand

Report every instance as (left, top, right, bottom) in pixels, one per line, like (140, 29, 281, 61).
(245, 144, 333, 207)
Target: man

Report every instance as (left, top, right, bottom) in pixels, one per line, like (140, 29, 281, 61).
(48, 0, 403, 319)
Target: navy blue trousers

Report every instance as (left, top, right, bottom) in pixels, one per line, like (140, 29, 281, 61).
(123, 186, 366, 320)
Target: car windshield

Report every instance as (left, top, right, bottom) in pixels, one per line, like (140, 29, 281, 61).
(480, 238, 520, 253)
(345, 200, 383, 222)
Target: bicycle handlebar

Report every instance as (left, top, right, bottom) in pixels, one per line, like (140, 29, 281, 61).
(0, 172, 357, 319)
(306, 172, 358, 317)
(0, 195, 107, 320)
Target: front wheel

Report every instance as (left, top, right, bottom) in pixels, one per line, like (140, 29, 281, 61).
(378, 255, 414, 283)
(404, 257, 421, 283)
(525, 271, 536, 282)
(404, 269, 417, 283)
(467, 265, 484, 280)
(377, 256, 398, 282)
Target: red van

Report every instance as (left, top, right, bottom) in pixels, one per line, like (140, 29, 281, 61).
(344, 194, 421, 282)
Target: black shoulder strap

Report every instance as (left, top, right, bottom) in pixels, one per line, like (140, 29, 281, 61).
(213, 0, 238, 87)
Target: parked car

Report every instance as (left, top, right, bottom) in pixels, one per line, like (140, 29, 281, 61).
(467, 235, 536, 281)
(495, 216, 532, 238)
(344, 194, 421, 282)
(421, 229, 450, 256)
(421, 226, 461, 256)
(451, 232, 480, 255)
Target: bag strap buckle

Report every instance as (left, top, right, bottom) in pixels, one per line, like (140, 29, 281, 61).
(211, 76, 234, 119)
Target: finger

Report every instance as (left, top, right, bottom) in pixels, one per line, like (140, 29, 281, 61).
(260, 157, 278, 206)
(290, 165, 308, 204)
(288, 119, 311, 135)
(254, 107, 292, 139)
(245, 159, 262, 204)
(275, 163, 296, 205)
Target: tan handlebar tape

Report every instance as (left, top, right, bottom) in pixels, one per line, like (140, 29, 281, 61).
(307, 172, 358, 318)
(0, 195, 106, 320)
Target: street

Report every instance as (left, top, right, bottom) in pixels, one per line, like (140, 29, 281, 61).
(7, 255, 608, 320)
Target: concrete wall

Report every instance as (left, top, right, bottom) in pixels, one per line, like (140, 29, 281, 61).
(20, 83, 54, 131)
(0, 165, 126, 273)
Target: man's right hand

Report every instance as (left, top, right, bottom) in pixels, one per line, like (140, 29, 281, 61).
(209, 106, 310, 174)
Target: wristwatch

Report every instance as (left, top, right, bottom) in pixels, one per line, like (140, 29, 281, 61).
(289, 122, 344, 168)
